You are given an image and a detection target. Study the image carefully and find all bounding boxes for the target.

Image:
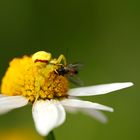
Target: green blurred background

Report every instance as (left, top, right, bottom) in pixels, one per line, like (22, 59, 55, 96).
(0, 0, 139, 140)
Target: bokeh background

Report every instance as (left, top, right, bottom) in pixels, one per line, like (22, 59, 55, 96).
(0, 0, 139, 140)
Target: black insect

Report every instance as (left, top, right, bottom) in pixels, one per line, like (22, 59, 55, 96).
(57, 64, 83, 86)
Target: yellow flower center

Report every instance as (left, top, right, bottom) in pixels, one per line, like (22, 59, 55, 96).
(1, 51, 69, 103)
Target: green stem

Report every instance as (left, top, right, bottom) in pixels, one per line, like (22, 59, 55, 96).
(44, 131, 56, 140)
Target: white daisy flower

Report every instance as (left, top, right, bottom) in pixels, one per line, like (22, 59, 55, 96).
(0, 51, 133, 136)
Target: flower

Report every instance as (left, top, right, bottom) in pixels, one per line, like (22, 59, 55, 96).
(0, 51, 133, 136)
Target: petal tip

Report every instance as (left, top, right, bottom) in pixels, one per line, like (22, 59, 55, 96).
(104, 107, 114, 112)
(127, 82, 134, 87)
(121, 82, 134, 88)
(110, 108, 114, 112)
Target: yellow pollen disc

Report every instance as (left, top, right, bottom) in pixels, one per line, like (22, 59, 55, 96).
(1, 52, 69, 103)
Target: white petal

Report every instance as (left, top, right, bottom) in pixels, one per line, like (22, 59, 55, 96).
(32, 100, 66, 136)
(61, 99, 113, 112)
(64, 106, 78, 113)
(0, 95, 28, 114)
(68, 82, 133, 96)
(55, 103, 66, 127)
(80, 108, 107, 123)
(64, 105, 107, 123)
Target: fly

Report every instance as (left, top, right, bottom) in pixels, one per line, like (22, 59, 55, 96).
(57, 63, 83, 86)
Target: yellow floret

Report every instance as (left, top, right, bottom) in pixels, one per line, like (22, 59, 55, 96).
(1, 52, 69, 103)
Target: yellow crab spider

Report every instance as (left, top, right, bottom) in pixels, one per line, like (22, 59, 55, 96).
(32, 51, 52, 63)
(32, 51, 67, 66)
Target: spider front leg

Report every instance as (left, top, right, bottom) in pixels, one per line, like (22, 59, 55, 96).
(56, 54, 67, 66)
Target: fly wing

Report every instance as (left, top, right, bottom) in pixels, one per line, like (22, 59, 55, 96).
(67, 63, 83, 70)
(67, 74, 84, 86)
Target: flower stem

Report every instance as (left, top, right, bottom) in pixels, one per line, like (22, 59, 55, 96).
(44, 131, 56, 140)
